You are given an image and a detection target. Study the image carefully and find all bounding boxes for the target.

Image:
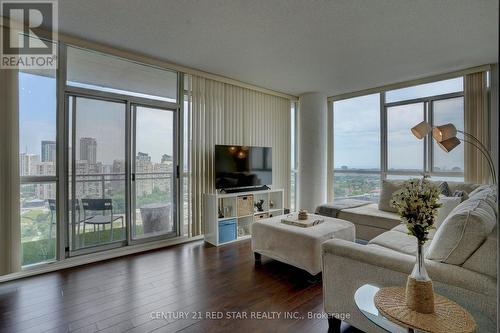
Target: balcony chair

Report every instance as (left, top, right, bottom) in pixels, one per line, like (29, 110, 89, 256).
(81, 198, 124, 244)
(48, 199, 85, 248)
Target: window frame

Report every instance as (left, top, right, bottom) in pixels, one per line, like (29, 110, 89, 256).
(19, 66, 59, 266)
(331, 77, 467, 201)
(18, 42, 184, 268)
(331, 93, 383, 202)
(383, 90, 464, 178)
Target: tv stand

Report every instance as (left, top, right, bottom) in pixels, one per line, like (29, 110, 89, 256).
(204, 188, 284, 246)
(221, 185, 270, 194)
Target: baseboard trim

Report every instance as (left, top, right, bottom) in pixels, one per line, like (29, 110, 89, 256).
(0, 235, 204, 283)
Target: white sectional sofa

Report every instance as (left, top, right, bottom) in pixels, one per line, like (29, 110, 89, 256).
(335, 181, 482, 241)
(322, 183, 498, 333)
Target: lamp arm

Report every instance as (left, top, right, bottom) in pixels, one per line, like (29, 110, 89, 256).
(457, 130, 490, 156)
(460, 138, 497, 185)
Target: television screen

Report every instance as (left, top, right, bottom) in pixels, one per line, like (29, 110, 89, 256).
(215, 145, 272, 189)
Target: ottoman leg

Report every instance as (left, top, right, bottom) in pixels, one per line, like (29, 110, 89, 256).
(254, 252, 262, 262)
(328, 317, 341, 333)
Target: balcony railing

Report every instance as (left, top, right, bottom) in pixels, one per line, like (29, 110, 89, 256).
(20, 171, 175, 265)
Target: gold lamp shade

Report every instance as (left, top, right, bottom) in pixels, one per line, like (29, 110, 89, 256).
(411, 121, 432, 140)
(437, 137, 461, 153)
(432, 123, 457, 142)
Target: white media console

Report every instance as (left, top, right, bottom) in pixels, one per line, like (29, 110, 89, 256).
(204, 188, 284, 246)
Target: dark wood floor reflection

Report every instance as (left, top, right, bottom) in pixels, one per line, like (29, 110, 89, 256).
(0, 239, 363, 333)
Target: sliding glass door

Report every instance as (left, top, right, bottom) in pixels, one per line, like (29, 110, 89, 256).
(67, 93, 179, 255)
(132, 105, 177, 241)
(68, 95, 127, 253)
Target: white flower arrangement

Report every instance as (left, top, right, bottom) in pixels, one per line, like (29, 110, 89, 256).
(390, 177, 442, 244)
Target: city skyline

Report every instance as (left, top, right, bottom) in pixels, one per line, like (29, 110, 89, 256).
(20, 137, 173, 174)
(19, 72, 175, 165)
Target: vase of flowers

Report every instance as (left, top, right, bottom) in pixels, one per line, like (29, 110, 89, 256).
(391, 177, 442, 314)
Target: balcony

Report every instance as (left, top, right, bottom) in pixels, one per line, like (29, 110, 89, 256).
(20, 171, 182, 266)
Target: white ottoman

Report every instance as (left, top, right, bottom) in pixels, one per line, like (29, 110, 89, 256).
(251, 214, 355, 275)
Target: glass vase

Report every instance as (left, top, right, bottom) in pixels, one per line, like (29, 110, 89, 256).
(410, 241, 430, 281)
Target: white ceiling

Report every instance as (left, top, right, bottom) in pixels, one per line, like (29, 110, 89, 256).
(57, 0, 499, 97)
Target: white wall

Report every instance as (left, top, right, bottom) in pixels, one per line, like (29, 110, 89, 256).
(298, 93, 328, 212)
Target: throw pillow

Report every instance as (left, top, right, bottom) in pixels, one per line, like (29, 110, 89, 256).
(437, 181, 451, 196)
(452, 190, 469, 202)
(378, 180, 404, 213)
(435, 195, 461, 229)
(426, 196, 496, 265)
(468, 184, 494, 198)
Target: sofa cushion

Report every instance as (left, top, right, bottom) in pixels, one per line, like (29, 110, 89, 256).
(468, 184, 494, 198)
(426, 196, 497, 265)
(338, 203, 400, 230)
(391, 223, 437, 240)
(378, 180, 404, 212)
(369, 230, 432, 256)
(391, 224, 409, 234)
(388, 195, 459, 236)
(468, 185, 497, 214)
(445, 182, 481, 195)
(462, 227, 497, 278)
(435, 195, 462, 229)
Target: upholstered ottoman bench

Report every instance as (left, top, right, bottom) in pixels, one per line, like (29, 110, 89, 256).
(251, 214, 355, 277)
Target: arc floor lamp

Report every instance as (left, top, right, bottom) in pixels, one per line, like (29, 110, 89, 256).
(411, 121, 497, 185)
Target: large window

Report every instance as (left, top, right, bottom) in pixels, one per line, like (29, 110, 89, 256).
(17, 43, 182, 266)
(333, 93, 381, 201)
(387, 103, 424, 172)
(432, 97, 464, 173)
(332, 77, 465, 201)
(65, 47, 180, 256)
(19, 69, 57, 266)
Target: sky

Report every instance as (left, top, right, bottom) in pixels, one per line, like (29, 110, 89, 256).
(20, 72, 464, 171)
(19, 72, 57, 155)
(333, 77, 464, 171)
(20, 72, 174, 165)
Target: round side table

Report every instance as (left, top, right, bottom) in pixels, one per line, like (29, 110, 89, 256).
(354, 284, 487, 333)
(354, 284, 412, 333)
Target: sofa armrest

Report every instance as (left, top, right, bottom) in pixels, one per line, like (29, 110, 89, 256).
(322, 239, 496, 297)
(321, 239, 497, 331)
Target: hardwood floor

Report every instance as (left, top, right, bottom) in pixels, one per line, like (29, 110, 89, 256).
(0, 239, 363, 333)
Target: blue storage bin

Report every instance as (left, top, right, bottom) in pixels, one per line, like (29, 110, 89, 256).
(219, 219, 237, 244)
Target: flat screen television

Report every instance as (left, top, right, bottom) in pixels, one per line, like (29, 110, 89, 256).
(215, 145, 272, 190)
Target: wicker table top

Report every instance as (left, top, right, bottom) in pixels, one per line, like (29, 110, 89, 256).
(375, 287, 476, 333)
(354, 284, 496, 333)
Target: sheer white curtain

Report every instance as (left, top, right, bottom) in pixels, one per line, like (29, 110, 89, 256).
(0, 69, 21, 275)
(186, 75, 291, 236)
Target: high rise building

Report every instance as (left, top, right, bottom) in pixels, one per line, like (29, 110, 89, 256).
(136, 153, 154, 196)
(161, 154, 172, 163)
(79, 137, 97, 164)
(137, 152, 151, 162)
(112, 159, 126, 173)
(41, 140, 56, 162)
(19, 153, 40, 176)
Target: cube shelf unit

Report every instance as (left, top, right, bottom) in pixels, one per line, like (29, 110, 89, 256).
(204, 189, 284, 246)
